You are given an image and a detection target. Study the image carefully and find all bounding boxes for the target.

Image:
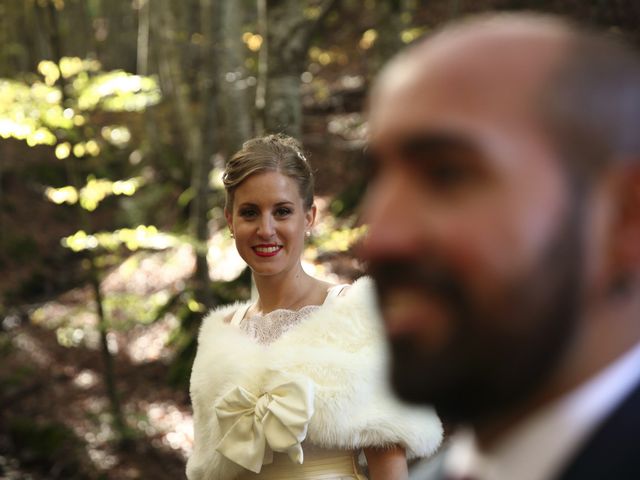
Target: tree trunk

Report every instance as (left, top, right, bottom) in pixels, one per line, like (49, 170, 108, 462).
(57, 0, 91, 59)
(155, 0, 213, 309)
(194, 0, 217, 310)
(99, 0, 137, 71)
(0, 0, 12, 76)
(216, 0, 252, 156)
(264, 0, 304, 138)
(255, 0, 268, 136)
(90, 262, 128, 442)
(20, 0, 39, 72)
(136, 0, 150, 75)
(264, 0, 338, 138)
(199, 0, 219, 163)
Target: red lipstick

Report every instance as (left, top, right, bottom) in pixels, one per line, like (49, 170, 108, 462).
(252, 244, 283, 257)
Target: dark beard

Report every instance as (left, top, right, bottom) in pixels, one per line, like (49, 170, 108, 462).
(370, 205, 584, 426)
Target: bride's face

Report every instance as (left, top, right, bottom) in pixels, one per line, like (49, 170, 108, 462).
(226, 170, 315, 278)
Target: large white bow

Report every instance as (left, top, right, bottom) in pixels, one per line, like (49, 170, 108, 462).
(214, 373, 315, 473)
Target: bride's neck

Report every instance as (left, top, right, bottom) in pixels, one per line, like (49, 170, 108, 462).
(253, 265, 316, 314)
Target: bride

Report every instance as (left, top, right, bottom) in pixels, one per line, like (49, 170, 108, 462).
(187, 134, 442, 479)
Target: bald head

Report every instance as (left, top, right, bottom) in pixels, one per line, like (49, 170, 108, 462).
(371, 13, 640, 180)
(373, 14, 571, 106)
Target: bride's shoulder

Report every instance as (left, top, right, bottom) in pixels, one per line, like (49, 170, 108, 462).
(199, 300, 251, 333)
(329, 275, 373, 298)
(313, 276, 377, 320)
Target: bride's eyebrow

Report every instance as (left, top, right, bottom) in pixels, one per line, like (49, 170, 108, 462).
(237, 201, 295, 209)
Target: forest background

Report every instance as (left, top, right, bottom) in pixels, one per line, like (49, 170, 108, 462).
(1, 1, 639, 479)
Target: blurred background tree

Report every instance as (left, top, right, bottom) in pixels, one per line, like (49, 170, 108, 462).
(1, 0, 639, 478)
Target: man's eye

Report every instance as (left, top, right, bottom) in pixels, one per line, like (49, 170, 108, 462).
(423, 160, 471, 189)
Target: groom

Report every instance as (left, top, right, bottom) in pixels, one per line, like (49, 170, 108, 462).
(361, 13, 640, 480)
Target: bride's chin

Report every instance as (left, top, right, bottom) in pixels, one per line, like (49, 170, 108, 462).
(249, 264, 284, 276)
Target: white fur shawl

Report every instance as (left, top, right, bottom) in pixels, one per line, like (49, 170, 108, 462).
(187, 277, 442, 480)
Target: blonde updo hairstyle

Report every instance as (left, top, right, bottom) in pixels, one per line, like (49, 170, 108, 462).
(222, 134, 315, 212)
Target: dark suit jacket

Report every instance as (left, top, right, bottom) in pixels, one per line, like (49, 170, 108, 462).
(554, 379, 640, 480)
(410, 380, 640, 480)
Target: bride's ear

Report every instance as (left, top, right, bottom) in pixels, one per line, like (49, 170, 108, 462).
(225, 208, 234, 236)
(305, 204, 317, 230)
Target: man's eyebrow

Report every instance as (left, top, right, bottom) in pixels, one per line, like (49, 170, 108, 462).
(398, 133, 482, 160)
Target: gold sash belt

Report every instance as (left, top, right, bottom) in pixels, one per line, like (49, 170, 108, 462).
(236, 450, 367, 480)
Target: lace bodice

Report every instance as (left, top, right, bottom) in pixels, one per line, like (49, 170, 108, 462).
(239, 305, 321, 344)
(230, 284, 348, 345)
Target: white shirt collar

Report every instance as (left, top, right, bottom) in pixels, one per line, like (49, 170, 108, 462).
(443, 341, 640, 480)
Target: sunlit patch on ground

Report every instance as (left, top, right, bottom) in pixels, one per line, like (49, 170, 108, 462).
(1, 320, 189, 478)
(143, 401, 193, 457)
(124, 314, 179, 363)
(73, 369, 99, 389)
(102, 245, 195, 295)
(11, 330, 54, 367)
(0, 454, 35, 480)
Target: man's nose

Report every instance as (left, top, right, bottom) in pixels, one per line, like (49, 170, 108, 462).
(359, 174, 423, 261)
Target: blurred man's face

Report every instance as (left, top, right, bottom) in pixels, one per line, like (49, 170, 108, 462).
(362, 45, 586, 424)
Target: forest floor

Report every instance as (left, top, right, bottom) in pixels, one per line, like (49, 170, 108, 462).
(0, 287, 192, 480)
(0, 237, 238, 478)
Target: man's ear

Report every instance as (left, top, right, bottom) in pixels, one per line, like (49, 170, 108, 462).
(305, 204, 317, 231)
(609, 164, 640, 283)
(224, 208, 234, 236)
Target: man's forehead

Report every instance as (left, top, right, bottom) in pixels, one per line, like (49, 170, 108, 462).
(371, 15, 572, 126)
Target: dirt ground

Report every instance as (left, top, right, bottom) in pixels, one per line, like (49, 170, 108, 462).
(1, 313, 191, 479)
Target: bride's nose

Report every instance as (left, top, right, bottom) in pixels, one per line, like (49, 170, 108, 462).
(257, 214, 276, 238)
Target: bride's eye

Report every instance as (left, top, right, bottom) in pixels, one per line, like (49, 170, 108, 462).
(239, 208, 258, 219)
(275, 207, 293, 218)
